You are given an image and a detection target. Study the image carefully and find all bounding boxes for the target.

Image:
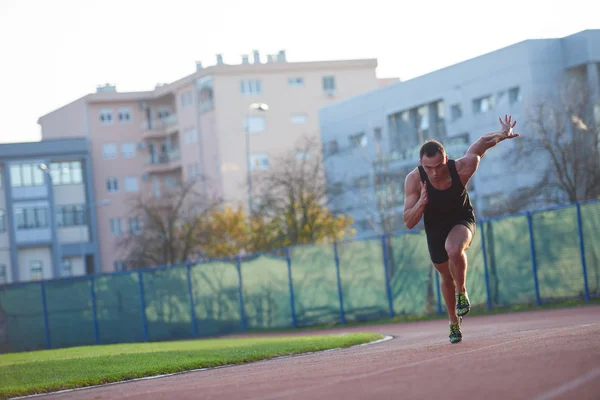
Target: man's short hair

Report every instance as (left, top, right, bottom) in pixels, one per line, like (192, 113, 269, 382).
(419, 140, 446, 159)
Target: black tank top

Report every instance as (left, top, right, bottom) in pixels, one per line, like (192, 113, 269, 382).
(418, 159, 474, 228)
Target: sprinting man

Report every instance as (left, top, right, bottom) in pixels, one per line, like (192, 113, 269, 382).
(403, 115, 520, 343)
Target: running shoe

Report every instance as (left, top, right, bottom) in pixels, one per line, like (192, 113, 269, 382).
(456, 291, 471, 317)
(449, 317, 462, 344)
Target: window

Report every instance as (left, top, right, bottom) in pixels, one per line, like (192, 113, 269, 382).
(124, 177, 138, 192)
(373, 127, 383, 142)
(50, 162, 83, 185)
(129, 217, 142, 234)
(103, 143, 117, 159)
(15, 207, 48, 229)
(106, 178, 119, 193)
(473, 95, 494, 114)
(121, 143, 135, 158)
(180, 91, 193, 108)
(323, 76, 335, 92)
(509, 87, 522, 104)
(153, 177, 161, 198)
(56, 205, 86, 227)
(240, 79, 262, 95)
(288, 77, 303, 87)
(451, 104, 463, 121)
(0, 209, 4, 232)
(110, 218, 123, 236)
(290, 114, 307, 124)
(164, 176, 178, 188)
(30, 261, 43, 281)
(187, 164, 201, 181)
(244, 116, 266, 133)
(100, 109, 113, 124)
(62, 259, 72, 276)
(250, 154, 269, 170)
(157, 108, 171, 119)
(10, 164, 44, 187)
(0, 265, 6, 284)
(0, 167, 3, 188)
(118, 108, 131, 123)
(349, 132, 367, 148)
(325, 140, 339, 155)
(184, 128, 198, 144)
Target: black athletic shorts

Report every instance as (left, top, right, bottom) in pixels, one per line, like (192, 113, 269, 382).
(425, 217, 477, 264)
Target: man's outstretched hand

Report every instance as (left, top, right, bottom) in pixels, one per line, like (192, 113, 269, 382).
(498, 114, 520, 140)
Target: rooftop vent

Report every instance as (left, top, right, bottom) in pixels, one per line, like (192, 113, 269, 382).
(96, 83, 116, 93)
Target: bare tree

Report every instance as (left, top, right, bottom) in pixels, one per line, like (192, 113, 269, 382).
(117, 177, 221, 268)
(494, 77, 600, 216)
(252, 136, 353, 247)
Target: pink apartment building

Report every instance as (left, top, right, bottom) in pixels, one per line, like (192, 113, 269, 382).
(38, 50, 396, 272)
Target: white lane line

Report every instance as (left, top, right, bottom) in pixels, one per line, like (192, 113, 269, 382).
(533, 368, 600, 400)
(254, 323, 600, 400)
(10, 335, 394, 400)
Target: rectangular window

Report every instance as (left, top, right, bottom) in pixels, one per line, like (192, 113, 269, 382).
(153, 177, 161, 198)
(451, 104, 463, 121)
(290, 114, 307, 124)
(49, 161, 83, 185)
(103, 143, 117, 159)
(473, 95, 494, 114)
(107, 177, 119, 193)
(323, 76, 335, 92)
(244, 116, 266, 133)
(288, 77, 304, 87)
(121, 143, 135, 158)
(240, 79, 262, 95)
(100, 109, 113, 125)
(349, 132, 367, 148)
(10, 164, 46, 188)
(0, 209, 5, 232)
(124, 177, 138, 192)
(129, 217, 142, 234)
(30, 261, 43, 281)
(62, 259, 72, 276)
(509, 87, 522, 104)
(110, 218, 123, 236)
(250, 154, 269, 170)
(118, 108, 131, 123)
(15, 207, 48, 229)
(0, 264, 6, 284)
(56, 205, 86, 227)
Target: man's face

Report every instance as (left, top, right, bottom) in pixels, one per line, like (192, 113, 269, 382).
(419, 152, 448, 182)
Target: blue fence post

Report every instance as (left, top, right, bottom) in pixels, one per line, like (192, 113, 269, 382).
(479, 222, 493, 311)
(40, 281, 51, 349)
(236, 256, 247, 332)
(89, 276, 100, 344)
(434, 270, 443, 315)
(380, 235, 394, 319)
(285, 248, 298, 328)
(137, 270, 149, 342)
(575, 203, 590, 302)
(333, 241, 346, 324)
(186, 261, 199, 337)
(527, 212, 542, 306)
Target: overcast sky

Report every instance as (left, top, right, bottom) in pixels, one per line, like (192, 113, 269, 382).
(1, 0, 598, 144)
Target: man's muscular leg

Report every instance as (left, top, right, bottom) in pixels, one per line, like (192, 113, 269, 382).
(445, 224, 473, 316)
(433, 261, 459, 325)
(445, 224, 473, 293)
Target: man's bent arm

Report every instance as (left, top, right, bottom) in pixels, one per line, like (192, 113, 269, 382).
(466, 115, 520, 159)
(404, 200, 426, 229)
(403, 173, 426, 229)
(465, 130, 508, 159)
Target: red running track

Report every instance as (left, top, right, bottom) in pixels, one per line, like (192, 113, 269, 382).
(37, 306, 600, 400)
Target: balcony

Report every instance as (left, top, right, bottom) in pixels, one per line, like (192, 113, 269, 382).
(141, 115, 179, 139)
(145, 150, 182, 174)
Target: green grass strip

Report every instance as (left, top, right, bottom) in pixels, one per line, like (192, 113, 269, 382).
(0, 333, 383, 399)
